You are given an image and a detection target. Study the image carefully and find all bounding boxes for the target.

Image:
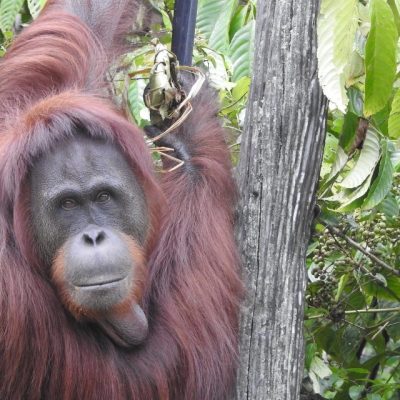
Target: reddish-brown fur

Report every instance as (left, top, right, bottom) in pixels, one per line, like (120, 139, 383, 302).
(0, 1, 242, 399)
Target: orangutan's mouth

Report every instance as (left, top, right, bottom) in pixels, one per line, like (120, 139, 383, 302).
(74, 275, 127, 289)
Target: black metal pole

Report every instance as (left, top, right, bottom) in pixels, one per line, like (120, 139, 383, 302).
(171, 0, 198, 66)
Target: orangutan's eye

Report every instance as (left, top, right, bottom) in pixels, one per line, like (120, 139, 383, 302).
(96, 191, 111, 203)
(61, 198, 78, 210)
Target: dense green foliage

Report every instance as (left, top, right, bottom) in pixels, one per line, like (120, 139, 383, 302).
(308, 0, 400, 398)
(0, 0, 398, 399)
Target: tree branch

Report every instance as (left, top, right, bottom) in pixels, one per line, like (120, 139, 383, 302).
(326, 225, 399, 277)
(307, 307, 400, 320)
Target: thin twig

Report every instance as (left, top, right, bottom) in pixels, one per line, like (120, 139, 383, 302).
(345, 307, 400, 315)
(307, 307, 400, 320)
(370, 321, 390, 341)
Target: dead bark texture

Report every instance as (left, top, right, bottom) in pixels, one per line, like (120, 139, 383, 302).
(235, 0, 327, 399)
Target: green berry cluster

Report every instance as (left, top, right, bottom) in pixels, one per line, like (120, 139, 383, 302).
(307, 174, 399, 314)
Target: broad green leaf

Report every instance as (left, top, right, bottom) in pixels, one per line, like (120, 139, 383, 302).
(365, 274, 400, 301)
(339, 111, 358, 152)
(200, 48, 234, 91)
(336, 172, 373, 211)
(364, 0, 398, 117)
(367, 394, 381, 400)
(343, 51, 364, 87)
(340, 326, 362, 363)
(197, 0, 224, 39)
(373, 273, 388, 287)
(346, 368, 369, 374)
(317, 0, 358, 112)
(208, 0, 238, 52)
(319, 207, 341, 226)
(392, 150, 400, 171)
(27, 0, 47, 19)
(158, 8, 172, 31)
(348, 87, 364, 117)
(128, 79, 149, 128)
(197, 0, 226, 39)
(388, 89, 400, 139)
(229, 4, 249, 40)
(372, 101, 390, 136)
(327, 146, 349, 181)
(340, 129, 380, 189)
(378, 193, 399, 217)
(335, 274, 349, 302)
(232, 76, 251, 101)
(388, 0, 400, 34)
(349, 386, 364, 400)
(354, 22, 367, 56)
(310, 356, 331, 379)
(321, 133, 339, 177)
(305, 343, 317, 370)
(363, 140, 394, 209)
(230, 20, 255, 81)
(0, 0, 24, 33)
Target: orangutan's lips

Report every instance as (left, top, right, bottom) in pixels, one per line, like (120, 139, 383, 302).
(75, 276, 127, 289)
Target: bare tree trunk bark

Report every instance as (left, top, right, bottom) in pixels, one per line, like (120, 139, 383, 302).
(235, 0, 327, 399)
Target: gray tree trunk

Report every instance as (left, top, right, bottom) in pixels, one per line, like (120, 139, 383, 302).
(235, 0, 327, 399)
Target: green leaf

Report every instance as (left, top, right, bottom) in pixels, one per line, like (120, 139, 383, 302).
(321, 133, 339, 177)
(158, 8, 172, 31)
(0, 0, 24, 33)
(336, 172, 373, 211)
(27, 0, 47, 19)
(327, 146, 349, 182)
(197, 0, 226, 40)
(391, 149, 400, 169)
(348, 87, 364, 117)
(388, 89, 400, 139)
(128, 79, 149, 128)
(378, 193, 399, 217)
(305, 343, 317, 370)
(364, 0, 398, 117)
(340, 326, 362, 364)
(230, 20, 255, 81)
(364, 274, 400, 301)
(208, 0, 238, 52)
(315, 325, 339, 354)
(367, 394, 381, 400)
(339, 111, 358, 152)
(382, 301, 400, 340)
(346, 368, 369, 374)
(363, 140, 394, 210)
(232, 76, 250, 101)
(335, 274, 349, 302)
(229, 4, 249, 40)
(340, 129, 380, 189)
(372, 101, 390, 136)
(317, 0, 358, 112)
(349, 386, 364, 400)
(310, 356, 332, 379)
(373, 273, 388, 287)
(388, 0, 400, 35)
(344, 51, 364, 87)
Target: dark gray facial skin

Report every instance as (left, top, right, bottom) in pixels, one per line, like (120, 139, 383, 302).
(29, 135, 150, 347)
(30, 134, 148, 267)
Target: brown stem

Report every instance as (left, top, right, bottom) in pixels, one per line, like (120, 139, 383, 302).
(327, 225, 399, 277)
